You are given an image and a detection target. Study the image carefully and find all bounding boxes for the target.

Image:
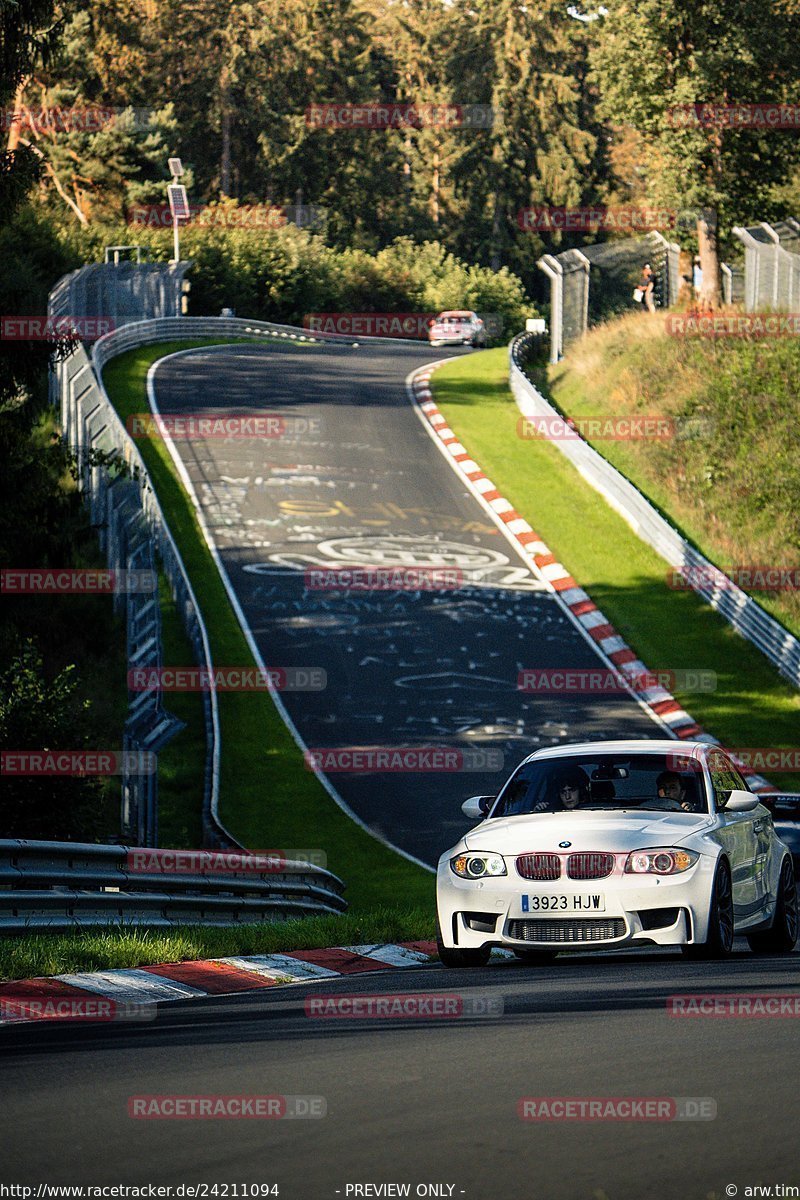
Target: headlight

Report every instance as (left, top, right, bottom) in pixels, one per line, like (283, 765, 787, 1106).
(624, 848, 698, 875)
(450, 853, 507, 879)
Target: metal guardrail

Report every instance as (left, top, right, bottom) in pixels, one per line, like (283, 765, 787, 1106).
(0, 840, 347, 932)
(509, 333, 800, 690)
(52, 337, 229, 848)
(52, 314, 364, 847)
(91, 313, 424, 367)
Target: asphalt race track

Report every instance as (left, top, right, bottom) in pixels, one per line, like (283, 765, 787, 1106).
(149, 340, 659, 865)
(2, 946, 798, 1198)
(2, 341, 798, 1200)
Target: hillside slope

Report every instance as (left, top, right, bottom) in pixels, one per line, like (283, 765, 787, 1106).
(539, 313, 800, 638)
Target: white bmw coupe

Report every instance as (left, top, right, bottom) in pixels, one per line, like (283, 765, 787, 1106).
(436, 740, 798, 966)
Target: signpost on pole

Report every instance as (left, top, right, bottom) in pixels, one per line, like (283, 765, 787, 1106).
(167, 158, 189, 264)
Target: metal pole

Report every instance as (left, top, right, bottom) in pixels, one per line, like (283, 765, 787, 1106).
(173, 213, 180, 264)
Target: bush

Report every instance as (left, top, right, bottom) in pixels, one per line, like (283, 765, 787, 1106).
(73, 210, 536, 342)
(0, 644, 107, 840)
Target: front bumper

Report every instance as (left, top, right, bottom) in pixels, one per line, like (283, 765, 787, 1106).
(429, 332, 470, 345)
(436, 858, 714, 951)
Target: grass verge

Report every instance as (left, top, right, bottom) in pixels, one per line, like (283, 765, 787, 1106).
(101, 338, 435, 913)
(0, 909, 436, 983)
(432, 348, 800, 789)
(542, 312, 800, 637)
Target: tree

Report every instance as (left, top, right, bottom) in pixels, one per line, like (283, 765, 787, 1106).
(0, 645, 106, 840)
(449, 0, 598, 283)
(591, 0, 800, 306)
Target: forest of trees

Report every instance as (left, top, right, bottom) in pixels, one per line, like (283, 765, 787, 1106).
(5, 0, 800, 301)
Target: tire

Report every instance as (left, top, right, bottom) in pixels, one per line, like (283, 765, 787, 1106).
(747, 858, 799, 955)
(682, 858, 734, 960)
(513, 949, 557, 964)
(436, 915, 491, 968)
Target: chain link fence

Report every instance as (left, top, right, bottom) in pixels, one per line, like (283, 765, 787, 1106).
(49, 260, 190, 326)
(48, 262, 235, 849)
(732, 218, 800, 311)
(53, 340, 201, 847)
(538, 231, 680, 364)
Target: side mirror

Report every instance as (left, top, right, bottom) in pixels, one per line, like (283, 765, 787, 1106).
(723, 789, 760, 813)
(462, 795, 495, 821)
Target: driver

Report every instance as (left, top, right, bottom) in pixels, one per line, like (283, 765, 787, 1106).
(552, 767, 590, 811)
(656, 770, 697, 812)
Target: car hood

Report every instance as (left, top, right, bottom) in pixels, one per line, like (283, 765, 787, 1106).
(463, 811, 712, 855)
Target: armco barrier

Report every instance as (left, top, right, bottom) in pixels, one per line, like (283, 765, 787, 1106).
(0, 840, 347, 931)
(90, 312, 423, 370)
(53, 315, 381, 852)
(53, 335, 229, 848)
(509, 334, 800, 689)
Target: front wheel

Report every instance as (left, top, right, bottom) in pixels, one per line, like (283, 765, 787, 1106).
(436, 916, 491, 968)
(682, 859, 734, 960)
(747, 858, 798, 955)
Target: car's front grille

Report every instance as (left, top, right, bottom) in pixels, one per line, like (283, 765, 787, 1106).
(516, 853, 561, 881)
(507, 918, 627, 944)
(567, 852, 615, 880)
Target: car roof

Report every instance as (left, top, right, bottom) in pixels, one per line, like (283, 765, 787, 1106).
(522, 739, 709, 765)
(437, 310, 473, 318)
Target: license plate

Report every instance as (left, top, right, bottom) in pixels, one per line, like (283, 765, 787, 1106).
(522, 894, 605, 913)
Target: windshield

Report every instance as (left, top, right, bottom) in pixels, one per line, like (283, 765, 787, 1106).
(491, 753, 710, 817)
